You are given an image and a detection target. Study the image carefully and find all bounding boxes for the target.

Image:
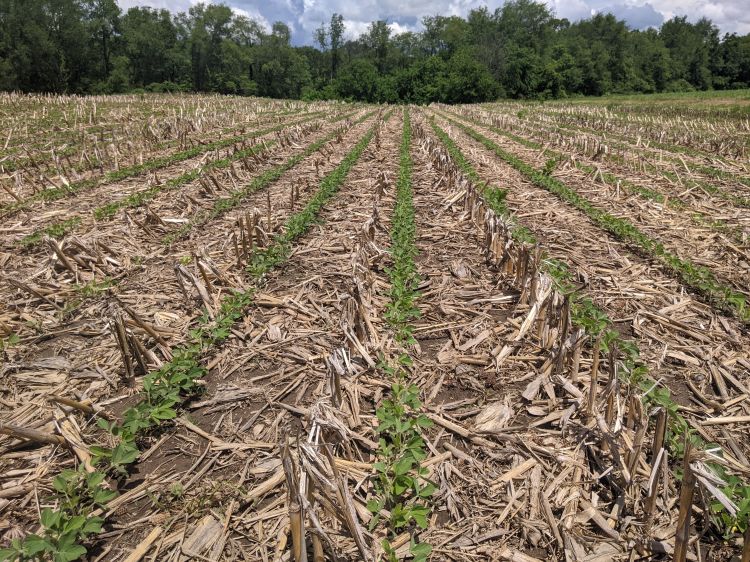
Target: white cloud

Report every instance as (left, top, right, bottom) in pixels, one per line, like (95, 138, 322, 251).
(388, 21, 417, 35)
(337, 18, 417, 40)
(342, 19, 371, 39)
(232, 6, 271, 31)
(117, 0, 750, 40)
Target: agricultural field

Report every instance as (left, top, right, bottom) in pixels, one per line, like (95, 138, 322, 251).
(0, 92, 749, 562)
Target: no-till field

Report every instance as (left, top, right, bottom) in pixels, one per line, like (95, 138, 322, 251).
(1, 93, 749, 562)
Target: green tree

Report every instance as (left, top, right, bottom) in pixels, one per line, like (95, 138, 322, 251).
(330, 13, 344, 78)
(394, 56, 447, 104)
(188, 3, 233, 91)
(253, 24, 311, 98)
(443, 49, 498, 102)
(85, 0, 121, 78)
(421, 15, 468, 58)
(1, 0, 748, 101)
(717, 34, 750, 87)
(121, 7, 183, 87)
(0, 0, 91, 92)
(660, 16, 718, 89)
(466, 7, 503, 81)
(364, 20, 391, 73)
(335, 59, 379, 101)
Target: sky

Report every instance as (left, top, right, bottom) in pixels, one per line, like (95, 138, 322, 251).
(116, 0, 750, 45)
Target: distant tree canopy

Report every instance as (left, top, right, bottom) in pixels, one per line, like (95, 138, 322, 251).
(1, 0, 749, 102)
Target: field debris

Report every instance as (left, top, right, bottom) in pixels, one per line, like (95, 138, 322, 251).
(1, 95, 749, 562)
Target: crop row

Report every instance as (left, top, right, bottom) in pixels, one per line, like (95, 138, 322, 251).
(1, 110, 327, 217)
(464, 106, 750, 209)
(369, 109, 434, 562)
(427, 116, 750, 536)
(0, 100, 315, 176)
(0, 110, 389, 562)
(19, 110, 364, 248)
(460, 108, 750, 245)
(519, 108, 750, 189)
(438, 111, 750, 323)
(514, 102, 749, 159)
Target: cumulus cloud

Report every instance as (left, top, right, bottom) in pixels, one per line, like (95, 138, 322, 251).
(606, 3, 664, 28)
(334, 19, 417, 42)
(116, 0, 750, 43)
(342, 20, 371, 40)
(231, 6, 271, 31)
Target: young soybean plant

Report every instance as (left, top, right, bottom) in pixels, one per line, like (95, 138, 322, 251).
(0, 467, 116, 562)
(368, 361, 435, 562)
(371, 110, 434, 561)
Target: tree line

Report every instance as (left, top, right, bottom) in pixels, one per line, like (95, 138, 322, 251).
(1, 0, 749, 103)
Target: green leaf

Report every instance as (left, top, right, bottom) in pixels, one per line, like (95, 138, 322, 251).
(55, 544, 87, 562)
(393, 456, 414, 477)
(410, 540, 432, 562)
(151, 405, 177, 421)
(86, 472, 105, 489)
(63, 515, 87, 534)
(0, 547, 20, 562)
(418, 482, 437, 498)
(90, 445, 112, 460)
(81, 516, 104, 535)
(41, 508, 61, 530)
(410, 505, 431, 529)
(52, 474, 70, 493)
(366, 498, 384, 514)
(93, 487, 118, 505)
(111, 442, 139, 467)
(22, 535, 53, 556)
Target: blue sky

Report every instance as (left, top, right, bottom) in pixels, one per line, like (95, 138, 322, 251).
(116, 0, 750, 45)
